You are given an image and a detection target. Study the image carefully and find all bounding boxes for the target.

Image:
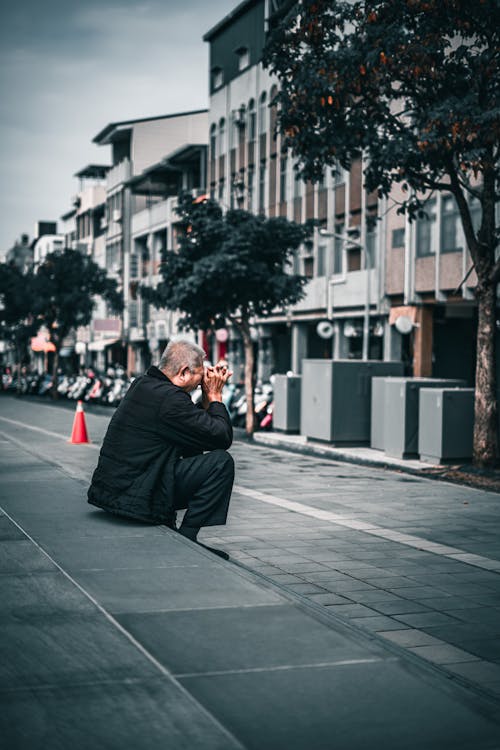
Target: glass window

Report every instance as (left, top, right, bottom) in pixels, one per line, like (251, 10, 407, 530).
(317, 244, 326, 277)
(303, 256, 314, 279)
(293, 171, 301, 199)
(333, 224, 344, 275)
(210, 124, 217, 160)
(248, 99, 256, 141)
(237, 47, 250, 71)
(258, 92, 267, 135)
(280, 156, 287, 203)
(469, 195, 481, 234)
(416, 198, 436, 257)
(219, 118, 226, 155)
(129, 253, 139, 278)
(259, 161, 266, 213)
(218, 179, 225, 203)
(441, 195, 462, 253)
(392, 227, 405, 248)
(365, 216, 377, 269)
(212, 68, 223, 89)
(247, 166, 255, 212)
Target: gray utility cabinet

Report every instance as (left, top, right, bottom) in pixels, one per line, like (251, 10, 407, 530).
(273, 375, 302, 433)
(384, 378, 466, 459)
(300, 360, 404, 444)
(371, 377, 405, 451)
(418, 388, 474, 464)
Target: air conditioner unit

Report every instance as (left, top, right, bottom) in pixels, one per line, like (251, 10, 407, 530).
(112, 209, 122, 223)
(100, 216, 108, 230)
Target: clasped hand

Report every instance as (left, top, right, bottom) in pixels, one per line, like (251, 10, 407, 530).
(201, 360, 233, 403)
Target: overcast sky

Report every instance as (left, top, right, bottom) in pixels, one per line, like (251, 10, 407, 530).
(0, 0, 237, 255)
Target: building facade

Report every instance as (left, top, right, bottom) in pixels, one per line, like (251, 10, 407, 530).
(93, 110, 208, 374)
(204, 0, 488, 387)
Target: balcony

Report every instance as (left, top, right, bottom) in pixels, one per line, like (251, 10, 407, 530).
(294, 277, 328, 312)
(107, 159, 131, 191)
(131, 199, 170, 236)
(331, 269, 379, 309)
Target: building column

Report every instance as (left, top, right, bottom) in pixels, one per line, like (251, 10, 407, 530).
(413, 306, 433, 376)
(291, 323, 308, 374)
(383, 319, 402, 361)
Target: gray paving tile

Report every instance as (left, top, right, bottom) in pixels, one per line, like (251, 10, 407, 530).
(117, 605, 375, 675)
(180, 660, 500, 750)
(393, 612, 462, 628)
(408, 644, 479, 665)
(0, 613, 160, 688)
(370, 600, 432, 616)
(0, 679, 240, 750)
(0, 540, 55, 575)
(74, 564, 282, 614)
(0, 516, 25, 541)
(0, 571, 96, 620)
(445, 660, 500, 684)
(378, 630, 444, 648)
(350, 616, 408, 632)
(306, 593, 351, 606)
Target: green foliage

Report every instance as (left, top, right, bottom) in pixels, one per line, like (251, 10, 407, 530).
(0, 262, 38, 358)
(264, 0, 499, 220)
(34, 248, 123, 348)
(142, 192, 312, 331)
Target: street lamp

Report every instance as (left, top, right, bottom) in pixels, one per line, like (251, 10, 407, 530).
(318, 227, 372, 360)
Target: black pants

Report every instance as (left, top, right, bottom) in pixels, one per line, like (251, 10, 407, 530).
(173, 449, 234, 529)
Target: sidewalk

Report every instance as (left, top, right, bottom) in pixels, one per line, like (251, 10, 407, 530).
(1, 397, 500, 747)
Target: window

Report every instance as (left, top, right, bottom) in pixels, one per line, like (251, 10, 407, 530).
(416, 198, 436, 257)
(129, 253, 139, 279)
(129, 301, 138, 328)
(210, 124, 217, 160)
(392, 227, 405, 248)
(441, 195, 462, 253)
(259, 161, 266, 212)
(258, 92, 267, 134)
(212, 67, 223, 89)
(332, 163, 347, 185)
(303, 256, 314, 279)
(248, 99, 256, 141)
(236, 47, 250, 71)
(365, 216, 377, 269)
(247, 166, 255, 212)
(469, 195, 481, 234)
(218, 118, 226, 155)
(280, 156, 287, 203)
(218, 179, 225, 203)
(293, 171, 302, 199)
(333, 224, 344, 275)
(317, 244, 326, 277)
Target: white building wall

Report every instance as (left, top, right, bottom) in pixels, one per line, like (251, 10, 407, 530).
(131, 111, 208, 175)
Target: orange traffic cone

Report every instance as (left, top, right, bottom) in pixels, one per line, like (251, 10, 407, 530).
(69, 400, 90, 444)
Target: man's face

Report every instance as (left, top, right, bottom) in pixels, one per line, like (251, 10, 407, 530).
(179, 364, 204, 393)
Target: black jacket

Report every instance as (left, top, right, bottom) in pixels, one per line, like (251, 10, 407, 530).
(87, 366, 233, 523)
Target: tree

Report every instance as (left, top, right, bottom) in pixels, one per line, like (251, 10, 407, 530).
(0, 261, 39, 394)
(264, 0, 500, 466)
(34, 249, 123, 393)
(142, 193, 312, 433)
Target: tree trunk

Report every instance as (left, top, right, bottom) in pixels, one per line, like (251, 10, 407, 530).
(473, 282, 498, 467)
(240, 323, 256, 435)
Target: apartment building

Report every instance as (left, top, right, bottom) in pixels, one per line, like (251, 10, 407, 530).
(204, 0, 486, 386)
(93, 110, 208, 374)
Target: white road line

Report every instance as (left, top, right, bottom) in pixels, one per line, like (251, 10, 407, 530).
(0, 505, 245, 750)
(176, 657, 388, 679)
(233, 484, 500, 574)
(0, 414, 98, 447)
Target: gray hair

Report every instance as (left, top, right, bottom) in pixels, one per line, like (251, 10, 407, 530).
(158, 339, 205, 377)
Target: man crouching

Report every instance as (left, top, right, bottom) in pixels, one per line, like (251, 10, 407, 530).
(88, 339, 234, 559)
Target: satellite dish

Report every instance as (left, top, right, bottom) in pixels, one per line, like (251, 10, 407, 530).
(394, 315, 414, 335)
(316, 320, 334, 339)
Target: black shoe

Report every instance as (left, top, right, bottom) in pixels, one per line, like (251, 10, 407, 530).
(164, 512, 177, 531)
(196, 542, 229, 561)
